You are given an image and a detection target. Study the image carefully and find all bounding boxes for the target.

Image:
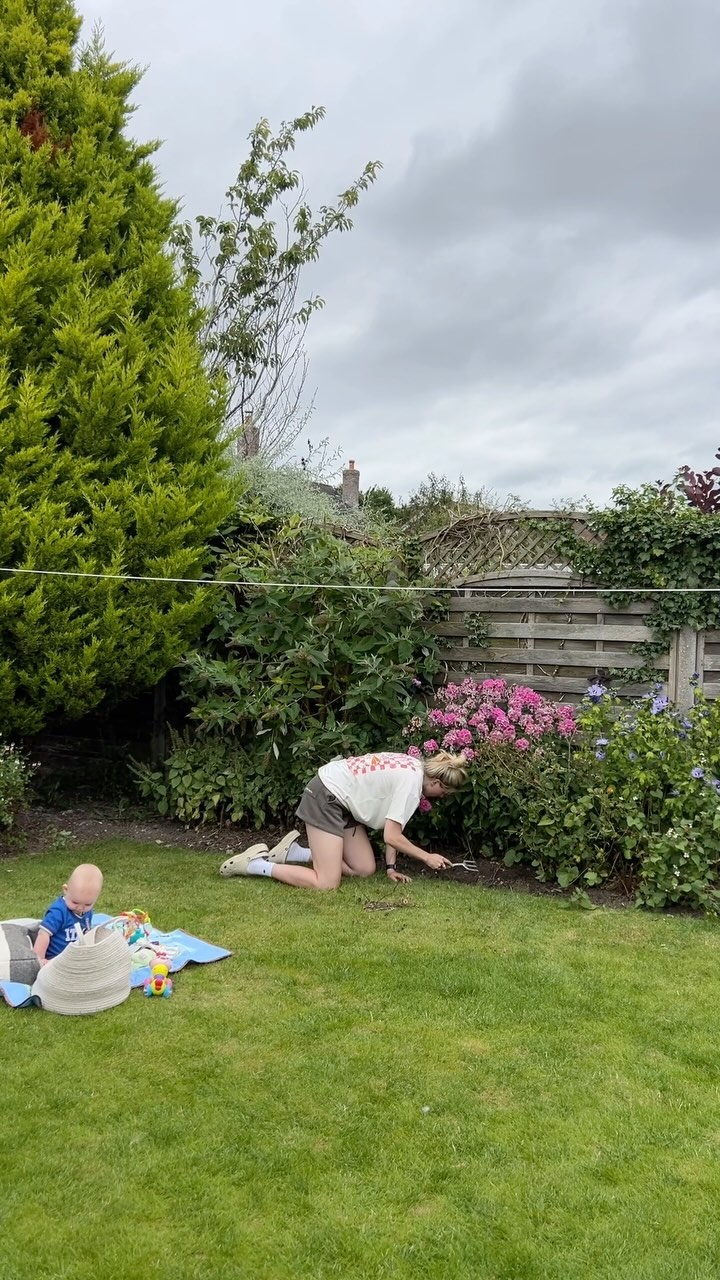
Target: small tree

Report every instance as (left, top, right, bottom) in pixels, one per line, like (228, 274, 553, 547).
(399, 474, 524, 536)
(173, 108, 381, 463)
(0, 0, 234, 735)
(361, 486, 400, 525)
(657, 447, 720, 514)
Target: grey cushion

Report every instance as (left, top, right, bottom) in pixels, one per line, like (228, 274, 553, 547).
(0, 922, 41, 984)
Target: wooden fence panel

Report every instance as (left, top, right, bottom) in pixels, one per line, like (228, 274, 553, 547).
(419, 522, 713, 712)
(420, 511, 598, 581)
(431, 572, 674, 704)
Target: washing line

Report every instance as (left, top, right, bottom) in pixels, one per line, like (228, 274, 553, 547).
(0, 565, 719, 594)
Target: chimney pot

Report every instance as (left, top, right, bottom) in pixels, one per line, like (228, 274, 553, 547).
(342, 459, 360, 509)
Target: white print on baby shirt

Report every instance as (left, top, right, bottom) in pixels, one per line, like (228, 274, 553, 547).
(319, 752, 424, 832)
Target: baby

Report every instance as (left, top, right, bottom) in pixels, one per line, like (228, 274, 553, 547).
(33, 864, 104, 966)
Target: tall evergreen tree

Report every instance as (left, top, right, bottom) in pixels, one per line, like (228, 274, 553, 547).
(0, 0, 234, 734)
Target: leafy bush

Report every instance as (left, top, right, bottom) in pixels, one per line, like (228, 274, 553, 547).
(554, 484, 720, 680)
(0, 739, 33, 830)
(239, 456, 385, 536)
(0, 3, 233, 734)
(517, 682, 720, 911)
(402, 677, 577, 854)
(136, 503, 442, 825)
(403, 675, 720, 912)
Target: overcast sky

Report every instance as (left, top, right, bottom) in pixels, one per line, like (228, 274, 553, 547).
(82, 0, 720, 506)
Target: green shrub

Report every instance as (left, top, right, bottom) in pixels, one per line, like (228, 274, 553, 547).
(516, 682, 720, 911)
(0, 738, 33, 829)
(402, 674, 720, 912)
(0, 1, 234, 734)
(401, 676, 578, 856)
(135, 503, 442, 825)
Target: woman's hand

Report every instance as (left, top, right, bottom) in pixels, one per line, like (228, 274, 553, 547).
(387, 867, 412, 885)
(424, 853, 453, 872)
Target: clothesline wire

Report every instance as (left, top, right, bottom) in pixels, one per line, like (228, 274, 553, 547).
(0, 565, 720, 594)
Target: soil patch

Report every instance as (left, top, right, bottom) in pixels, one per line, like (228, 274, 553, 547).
(5, 802, 636, 910)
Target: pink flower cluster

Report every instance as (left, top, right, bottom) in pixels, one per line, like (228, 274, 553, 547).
(403, 676, 576, 760)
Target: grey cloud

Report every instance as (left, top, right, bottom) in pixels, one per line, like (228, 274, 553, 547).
(383, 0, 720, 244)
(79, 0, 720, 505)
(303, 0, 720, 503)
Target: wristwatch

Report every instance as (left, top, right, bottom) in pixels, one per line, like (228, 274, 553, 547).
(385, 862, 397, 873)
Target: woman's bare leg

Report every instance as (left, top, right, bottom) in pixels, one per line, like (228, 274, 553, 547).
(269, 826, 344, 890)
(340, 826, 377, 878)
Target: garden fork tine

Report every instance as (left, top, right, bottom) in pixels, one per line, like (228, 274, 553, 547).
(449, 856, 479, 872)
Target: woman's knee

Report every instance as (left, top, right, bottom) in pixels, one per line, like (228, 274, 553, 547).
(355, 863, 375, 879)
(314, 869, 342, 891)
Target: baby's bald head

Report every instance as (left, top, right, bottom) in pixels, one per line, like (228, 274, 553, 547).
(63, 864, 103, 915)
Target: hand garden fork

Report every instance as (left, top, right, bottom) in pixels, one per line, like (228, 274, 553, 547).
(448, 855, 480, 872)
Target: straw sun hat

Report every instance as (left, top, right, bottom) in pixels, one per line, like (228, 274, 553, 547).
(32, 924, 132, 1016)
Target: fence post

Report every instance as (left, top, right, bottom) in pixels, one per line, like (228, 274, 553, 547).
(669, 627, 700, 714)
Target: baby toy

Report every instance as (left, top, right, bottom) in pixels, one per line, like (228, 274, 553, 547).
(143, 960, 173, 999)
(108, 910, 152, 947)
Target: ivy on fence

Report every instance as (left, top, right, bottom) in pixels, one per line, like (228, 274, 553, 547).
(551, 484, 720, 684)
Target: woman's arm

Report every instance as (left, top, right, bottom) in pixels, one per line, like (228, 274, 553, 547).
(383, 842, 412, 884)
(383, 820, 452, 871)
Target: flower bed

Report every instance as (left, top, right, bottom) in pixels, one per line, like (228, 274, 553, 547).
(403, 677, 577, 858)
(404, 676, 720, 912)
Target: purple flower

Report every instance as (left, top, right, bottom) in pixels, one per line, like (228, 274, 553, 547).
(681, 718, 693, 731)
(418, 796, 433, 814)
(691, 767, 705, 780)
(651, 695, 669, 715)
(627, 751, 637, 761)
(595, 738, 609, 748)
(596, 750, 606, 761)
(586, 683, 605, 703)
(422, 739, 439, 755)
(412, 678, 423, 688)
(406, 745, 422, 759)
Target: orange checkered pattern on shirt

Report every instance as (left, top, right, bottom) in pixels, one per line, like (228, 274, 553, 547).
(346, 753, 419, 777)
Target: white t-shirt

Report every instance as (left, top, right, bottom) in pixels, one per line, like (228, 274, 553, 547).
(319, 752, 424, 832)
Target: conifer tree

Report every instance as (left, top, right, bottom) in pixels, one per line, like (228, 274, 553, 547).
(0, 0, 234, 734)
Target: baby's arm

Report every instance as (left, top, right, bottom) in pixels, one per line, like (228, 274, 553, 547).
(33, 928, 51, 965)
(34, 901, 63, 966)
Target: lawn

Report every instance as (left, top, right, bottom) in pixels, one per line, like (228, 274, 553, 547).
(2, 844, 720, 1280)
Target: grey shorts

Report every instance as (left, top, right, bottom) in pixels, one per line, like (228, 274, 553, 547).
(296, 776, 359, 838)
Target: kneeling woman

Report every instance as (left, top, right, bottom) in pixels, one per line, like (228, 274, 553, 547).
(219, 750, 467, 890)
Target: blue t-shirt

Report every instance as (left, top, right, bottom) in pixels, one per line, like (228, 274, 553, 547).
(39, 896, 93, 959)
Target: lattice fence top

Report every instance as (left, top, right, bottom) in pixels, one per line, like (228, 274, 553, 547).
(420, 511, 599, 581)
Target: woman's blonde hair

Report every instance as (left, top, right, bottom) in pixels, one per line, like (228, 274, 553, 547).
(422, 751, 468, 791)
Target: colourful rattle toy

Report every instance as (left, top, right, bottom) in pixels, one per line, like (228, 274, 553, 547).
(143, 961, 173, 999)
(110, 909, 152, 947)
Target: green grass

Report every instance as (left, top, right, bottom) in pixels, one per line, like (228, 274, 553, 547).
(2, 844, 720, 1280)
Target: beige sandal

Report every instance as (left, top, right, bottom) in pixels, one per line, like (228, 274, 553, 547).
(266, 830, 301, 864)
(219, 843, 269, 877)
